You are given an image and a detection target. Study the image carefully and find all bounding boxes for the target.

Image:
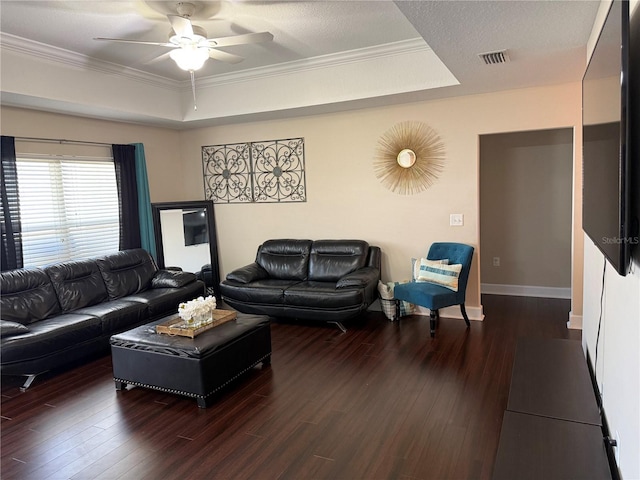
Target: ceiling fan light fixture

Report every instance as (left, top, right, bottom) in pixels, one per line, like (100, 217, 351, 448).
(170, 46, 209, 71)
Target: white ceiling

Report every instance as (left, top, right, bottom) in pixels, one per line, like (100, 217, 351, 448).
(0, 0, 601, 128)
(1, 1, 423, 80)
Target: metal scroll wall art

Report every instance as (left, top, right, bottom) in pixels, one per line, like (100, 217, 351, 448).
(374, 121, 445, 195)
(202, 138, 306, 203)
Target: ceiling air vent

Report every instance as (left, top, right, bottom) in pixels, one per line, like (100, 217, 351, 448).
(479, 50, 510, 65)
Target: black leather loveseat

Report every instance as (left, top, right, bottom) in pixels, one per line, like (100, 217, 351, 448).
(220, 239, 381, 331)
(0, 249, 204, 389)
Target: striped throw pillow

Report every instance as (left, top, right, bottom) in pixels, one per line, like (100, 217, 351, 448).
(412, 257, 448, 281)
(416, 258, 462, 291)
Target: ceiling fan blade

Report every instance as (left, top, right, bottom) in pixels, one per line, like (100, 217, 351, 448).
(208, 49, 244, 64)
(94, 37, 174, 47)
(207, 31, 274, 48)
(144, 51, 173, 65)
(167, 15, 194, 38)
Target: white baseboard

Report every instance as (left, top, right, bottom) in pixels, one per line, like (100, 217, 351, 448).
(414, 304, 484, 321)
(481, 283, 571, 299)
(567, 311, 583, 330)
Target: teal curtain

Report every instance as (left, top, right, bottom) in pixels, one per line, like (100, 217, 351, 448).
(131, 143, 157, 261)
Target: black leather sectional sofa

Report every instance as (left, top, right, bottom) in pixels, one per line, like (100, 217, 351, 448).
(220, 239, 381, 331)
(0, 249, 204, 389)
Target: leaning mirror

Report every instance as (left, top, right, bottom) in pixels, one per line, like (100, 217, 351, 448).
(152, 200, 221, 301)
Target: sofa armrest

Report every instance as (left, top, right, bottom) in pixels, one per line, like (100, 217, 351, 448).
(226, 263, 269, 284)
(151, 270, 197, 289)
(336, 266, 380, 289)
(0, 320, 30, 338)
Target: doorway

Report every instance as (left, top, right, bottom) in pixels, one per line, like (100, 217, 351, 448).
(479, 128, 573, 298)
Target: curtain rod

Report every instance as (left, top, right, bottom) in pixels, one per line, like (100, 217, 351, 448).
(14, 136, 114, 147)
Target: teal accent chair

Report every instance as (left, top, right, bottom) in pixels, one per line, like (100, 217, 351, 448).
(394, 242, 474, 337)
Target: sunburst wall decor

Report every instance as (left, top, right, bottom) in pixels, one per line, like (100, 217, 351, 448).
(374, 121, 445, 195)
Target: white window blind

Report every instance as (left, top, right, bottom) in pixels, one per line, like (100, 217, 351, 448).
(16, 155, 120, 268)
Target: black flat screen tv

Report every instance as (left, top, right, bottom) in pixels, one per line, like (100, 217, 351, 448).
(582, 0, 638, 276)
(183, 210, 209, 247)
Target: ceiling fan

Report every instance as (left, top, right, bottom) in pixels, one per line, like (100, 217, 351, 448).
(95, 2, 273, 71)
(94, 2, 273, 109)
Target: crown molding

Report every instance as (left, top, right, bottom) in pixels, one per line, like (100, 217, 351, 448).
(192, 38, 431, 89)
(1, 32, 431, 95)
(0, 33, 178, 90)
(1, 32, 442, 125)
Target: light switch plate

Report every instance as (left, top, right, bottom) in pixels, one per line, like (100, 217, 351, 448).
(450, 214, 463, 226)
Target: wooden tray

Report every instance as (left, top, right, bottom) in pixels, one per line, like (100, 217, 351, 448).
(156, 309, 237, 338)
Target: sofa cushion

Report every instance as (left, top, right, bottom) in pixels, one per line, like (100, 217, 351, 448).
(256, 239, 312, 280)
(284, 281, 365, 309)
(0, 268, 61, 324)
(96, 249, 157, 299)
(221, 279, 299, 305)
(45, 260, 109, 312)
(0, 313, 102, 364)
(308, 240, 369, 282)
(74, 299, 148, 333)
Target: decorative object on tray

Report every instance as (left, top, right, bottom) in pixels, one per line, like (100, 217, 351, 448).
(374, 121, 445, 195)
(178, 295, 217, 327)
(156, 309, 237, 338)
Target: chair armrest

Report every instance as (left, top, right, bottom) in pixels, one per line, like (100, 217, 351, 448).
(226, 263, 269, 284)
(336, 266, 380, 288)
(151, 270, 197, 289)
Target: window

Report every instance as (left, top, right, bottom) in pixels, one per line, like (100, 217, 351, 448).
(16, 155, 119, 267)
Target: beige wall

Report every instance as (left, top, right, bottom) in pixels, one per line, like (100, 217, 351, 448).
(0, 107, 182, 203)
(180, 82, 583, 316)
(480, 129, 573, 288)
(1, 81, 584, 319)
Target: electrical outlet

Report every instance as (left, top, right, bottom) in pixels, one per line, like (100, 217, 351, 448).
(450, 214, 463, 226)
(493, 257, 500, 267)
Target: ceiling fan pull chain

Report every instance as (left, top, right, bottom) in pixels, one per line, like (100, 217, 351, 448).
(190, 70, 198, 111)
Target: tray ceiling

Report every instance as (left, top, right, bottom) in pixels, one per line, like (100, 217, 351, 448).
(0, 1, 601, 127)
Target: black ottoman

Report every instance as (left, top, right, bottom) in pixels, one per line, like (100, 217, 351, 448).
(110, 313, 271, 408)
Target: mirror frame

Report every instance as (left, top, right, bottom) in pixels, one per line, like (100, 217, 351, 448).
(151, 200, 221, 301)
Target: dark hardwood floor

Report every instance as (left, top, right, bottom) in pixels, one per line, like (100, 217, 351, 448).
(1, 295, 579, 480)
